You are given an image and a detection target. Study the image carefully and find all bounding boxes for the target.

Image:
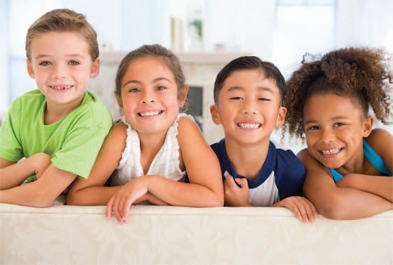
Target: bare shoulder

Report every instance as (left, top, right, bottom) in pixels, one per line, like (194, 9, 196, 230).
(365, 128, 393, 157)
(296, 148, 309, 163)
(102, 122, 128, 152)
(176, 116, 204, 142)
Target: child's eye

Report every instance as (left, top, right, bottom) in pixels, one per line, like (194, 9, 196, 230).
(258, 98, 271, 101)
(156, 86, 166, 91)
(39, 61, 51, 66)
(230, 97, 243, 100)
(307, 125, 320, 131)
(69, 60, 80, 65)
(334, 123, 344, 128)
(128, 88, 140, 93)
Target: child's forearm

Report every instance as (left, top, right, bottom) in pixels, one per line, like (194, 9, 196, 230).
(309, 187, 393, 220)
(66, 186, 122, 206)
(337, 174, 393, 202)
(0, 153, 51, 190)
(145, 175, 224, 207)
(0, 160, 33, 190)
(0, 181, 55, 207)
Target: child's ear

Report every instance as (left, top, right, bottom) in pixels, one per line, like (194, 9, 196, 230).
(26, 59, 35, 79)
(210, 104, 222, 125)
(275, 106, 287, 127)
(362, 115, 374, 137)
(89, 58, 100, 78)
(115, 92, 123, 109)
(178, 85, 189, 108)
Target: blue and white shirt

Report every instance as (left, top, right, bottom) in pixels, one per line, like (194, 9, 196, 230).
(211, 139, 305, 206)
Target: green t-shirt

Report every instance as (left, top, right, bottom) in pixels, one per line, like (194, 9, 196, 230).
(0, 89, 113, 181)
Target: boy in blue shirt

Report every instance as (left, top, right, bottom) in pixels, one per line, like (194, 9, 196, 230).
(0, 9, 112, 207)
(210, 56, 318, 223)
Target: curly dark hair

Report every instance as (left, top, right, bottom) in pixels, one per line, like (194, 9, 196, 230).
(284, 47, 392, 139)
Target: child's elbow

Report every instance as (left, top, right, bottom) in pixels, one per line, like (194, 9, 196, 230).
(317, 197, 348, 220)
(65, 192, 83, 206)
(209, 191, 224, 207)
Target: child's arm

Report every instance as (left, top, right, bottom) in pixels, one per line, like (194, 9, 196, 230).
(0, 163, 77, 207)
(336, 129, 393, 202)
(66, 124, 127, 205)
(300, 149, 393, 220)
(66, 123, 168, 206)
(0, 153, 51, 190)
(106, 117, 224, 223)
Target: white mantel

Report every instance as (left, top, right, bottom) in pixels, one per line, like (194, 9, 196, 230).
(89, 51, 251, 144)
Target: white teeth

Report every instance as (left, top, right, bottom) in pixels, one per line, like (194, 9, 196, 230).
(321, 148, 341, 155)
(51, 85, 72, 90)
(140, 111, 160, 117)
(238, 123, 260, 129)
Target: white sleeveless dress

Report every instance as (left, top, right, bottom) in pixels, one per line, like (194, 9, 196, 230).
(110, 113, 192, 186)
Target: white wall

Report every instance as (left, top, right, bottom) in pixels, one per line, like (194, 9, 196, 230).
(203, 0, 276, 60)
(0, 0, 9, 118)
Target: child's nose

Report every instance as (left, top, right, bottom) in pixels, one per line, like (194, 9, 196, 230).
(320, 129, 335, 143)
(242, 99, 257, 114)
(52, 64, 68, 78)
(141, 91, 156, 104)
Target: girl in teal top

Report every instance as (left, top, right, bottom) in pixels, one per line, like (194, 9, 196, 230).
(284, 47, 393, 220)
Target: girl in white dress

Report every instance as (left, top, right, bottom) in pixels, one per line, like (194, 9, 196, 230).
(67, 44, 224, 224)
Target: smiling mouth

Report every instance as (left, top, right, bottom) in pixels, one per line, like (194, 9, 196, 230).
(319, 148, 343, 155)
(139, 111, 163, 117)
(50, 85, 74, 90)
(237, 123, 261, 129)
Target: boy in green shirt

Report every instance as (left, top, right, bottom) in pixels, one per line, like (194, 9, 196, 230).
(0, 9, 112, 207)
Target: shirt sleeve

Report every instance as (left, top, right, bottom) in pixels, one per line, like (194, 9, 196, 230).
(51, 125, 108, 179)
(275, 149, 306, 199)
(0, 100, 24, 162)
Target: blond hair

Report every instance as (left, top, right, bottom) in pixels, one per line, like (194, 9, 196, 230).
(25, 8, 99, 61)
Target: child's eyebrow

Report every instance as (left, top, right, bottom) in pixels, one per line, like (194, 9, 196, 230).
(304, 116, 351, 125)
(66, 54, 85, 58)
(227, 86, 274, 93)
(33, 54, 85, 59)
(123, 77, 172, 87)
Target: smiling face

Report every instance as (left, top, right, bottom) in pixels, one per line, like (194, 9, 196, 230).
(210, 69, 286, 146)
(303, 93, 373, 170)
(27, 31, 99, 112)
(117, 57, 188, 136)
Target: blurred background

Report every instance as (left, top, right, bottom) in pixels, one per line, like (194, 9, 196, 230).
(0, 0, 392, 150)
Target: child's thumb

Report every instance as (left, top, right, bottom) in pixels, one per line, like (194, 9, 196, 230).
(235, 178, 248, 188)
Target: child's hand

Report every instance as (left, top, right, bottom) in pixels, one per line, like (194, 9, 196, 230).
(272, 196, 318, 223)
(106, 176, 149, 224)
(224, 176, 251, 206)
(134, 192, 168, 206)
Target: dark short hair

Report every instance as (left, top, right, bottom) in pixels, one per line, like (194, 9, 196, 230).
(213, 56, 285, 105)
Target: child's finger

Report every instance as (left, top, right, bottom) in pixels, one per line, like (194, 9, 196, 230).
(121, 197, 134, 223)
(225, 176, 238, 189)
(235, 178, 248, 189)
(287, 202, 302, 221)
(304, 199, 319, 221)
(106, 197, 114, 220)
(112, 197, 123, 224)
(118, 194, 126, 221)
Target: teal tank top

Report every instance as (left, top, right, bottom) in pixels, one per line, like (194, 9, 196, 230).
(330, 139, 392, 182)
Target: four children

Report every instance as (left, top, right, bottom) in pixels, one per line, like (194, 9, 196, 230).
(0, 8, 392, 222)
